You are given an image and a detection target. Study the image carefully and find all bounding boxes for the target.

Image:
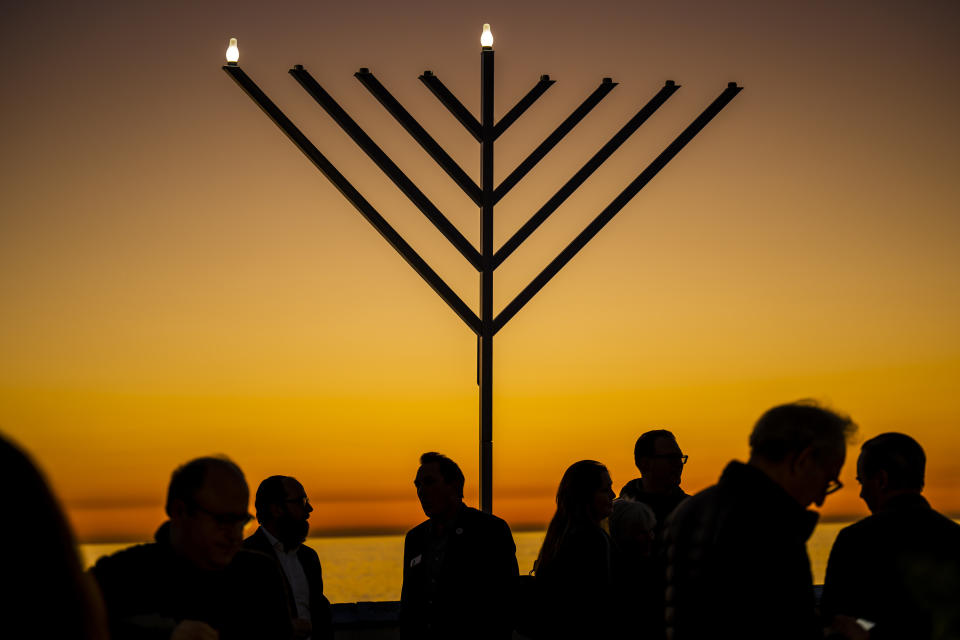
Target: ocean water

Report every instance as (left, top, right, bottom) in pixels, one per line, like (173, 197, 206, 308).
(79, 523, 851, 604)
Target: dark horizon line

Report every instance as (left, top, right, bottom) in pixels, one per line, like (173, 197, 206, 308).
(77, 512, 960, 545)
(76, 521, 550, 545)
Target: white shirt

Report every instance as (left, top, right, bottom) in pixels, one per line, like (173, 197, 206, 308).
(261, 527, 312, 623)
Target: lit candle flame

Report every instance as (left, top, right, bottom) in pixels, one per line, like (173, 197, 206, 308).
(480, 24, 493, 48)
(226, 38, 239, 65)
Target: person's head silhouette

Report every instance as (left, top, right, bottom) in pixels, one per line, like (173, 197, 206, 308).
(610, 497, 656, 558)
(255, 475, 313, 548)
(856, 432, 925, 513)
(633, 429, 686, 494)
(165, 456, 251, 570)
(414, 452, 464, 521)
(535, 460, 614, 576)
(555, 460, 615, 526)
(748, 400, 856, 507)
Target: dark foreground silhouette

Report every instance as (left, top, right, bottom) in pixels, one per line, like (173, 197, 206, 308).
(0, 432, 108, 640)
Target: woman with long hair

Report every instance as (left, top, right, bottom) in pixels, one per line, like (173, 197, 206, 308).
(533, 460, 615, 638)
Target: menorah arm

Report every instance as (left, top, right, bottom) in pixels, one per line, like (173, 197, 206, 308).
(291, 66, 482, 271)
(493, 81, 680, 269)
(493, 75, 555, 140)
(223, 65, 481, 335)
(356, 69, 483, 206)
(493, 78, 617, 205)
(419, 71, 481, 141)
(493, 83, 742, 334)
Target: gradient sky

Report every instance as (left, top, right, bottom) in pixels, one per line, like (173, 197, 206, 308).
(2, 0, 958, 541)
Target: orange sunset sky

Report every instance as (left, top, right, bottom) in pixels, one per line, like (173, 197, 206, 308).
(2, 1, 958, 542)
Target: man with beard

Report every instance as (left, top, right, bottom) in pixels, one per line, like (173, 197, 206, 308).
(244, 476, 332, 640)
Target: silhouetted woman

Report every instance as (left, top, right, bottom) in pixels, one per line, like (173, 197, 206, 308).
(0, 432, 108, 639)
(533, 460, 615, 639)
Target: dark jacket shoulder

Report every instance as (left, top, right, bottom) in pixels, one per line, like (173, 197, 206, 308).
(665, 461, 820, 640)
(406, 505, 510, 537)
(242, 527, 275, 556)
(93, 540, 158, 573)
(822, 494, 960, 640)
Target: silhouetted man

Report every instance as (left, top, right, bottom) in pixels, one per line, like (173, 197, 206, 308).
(92, 457, 292, 640)
(664, 401, 857, 640)
(244, 476, 332, 640)
(821, 433, 960, 640)
(400, 452, 519, 640)
(619, 429, 689, 535)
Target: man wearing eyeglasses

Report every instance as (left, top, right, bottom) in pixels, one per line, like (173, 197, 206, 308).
(92, 456, 292, 640)
(244, 476, 332, 640)
(821, 433, 960, 640)
(664, 401, 857, 640)
(619, 429, 690, 536)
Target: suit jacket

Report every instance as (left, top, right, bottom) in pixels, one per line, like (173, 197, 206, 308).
(821, 494, 960, 640)
(401, 504, 519, 640)
(244, 527, 333, 640)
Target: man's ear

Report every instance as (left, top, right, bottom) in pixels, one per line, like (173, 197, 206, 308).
(169, 498, 188, 520)
(876, 469, 890, 492)
(637, 458, 650, 475)
(791, 446, 817, 475)
(269, 503, 283, 520)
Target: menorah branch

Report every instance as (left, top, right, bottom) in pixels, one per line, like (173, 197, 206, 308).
(356, 69, 483, 206)
(223, 64, 481, 335)
(493, 84, 742, 333)
(291, 66, 482, 270)
(493, 81, 680, 268)
(419, 71, 482, 141)
(493, 76, 555, 139)
(494, 78, 617, 205)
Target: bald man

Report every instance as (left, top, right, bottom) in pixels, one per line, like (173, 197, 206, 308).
(92, 457, 292, 640)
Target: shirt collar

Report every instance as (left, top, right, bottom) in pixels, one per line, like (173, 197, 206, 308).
(261, 526, 287, 552)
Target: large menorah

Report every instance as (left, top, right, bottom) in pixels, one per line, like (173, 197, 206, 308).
(222, 26, 741, 513)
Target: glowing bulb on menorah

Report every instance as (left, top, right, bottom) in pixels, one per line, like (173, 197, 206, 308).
(226, 38, 239, 65)
(480, 24, 493, 49)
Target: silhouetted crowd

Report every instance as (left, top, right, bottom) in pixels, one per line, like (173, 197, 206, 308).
(3, 399, 959, 639)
